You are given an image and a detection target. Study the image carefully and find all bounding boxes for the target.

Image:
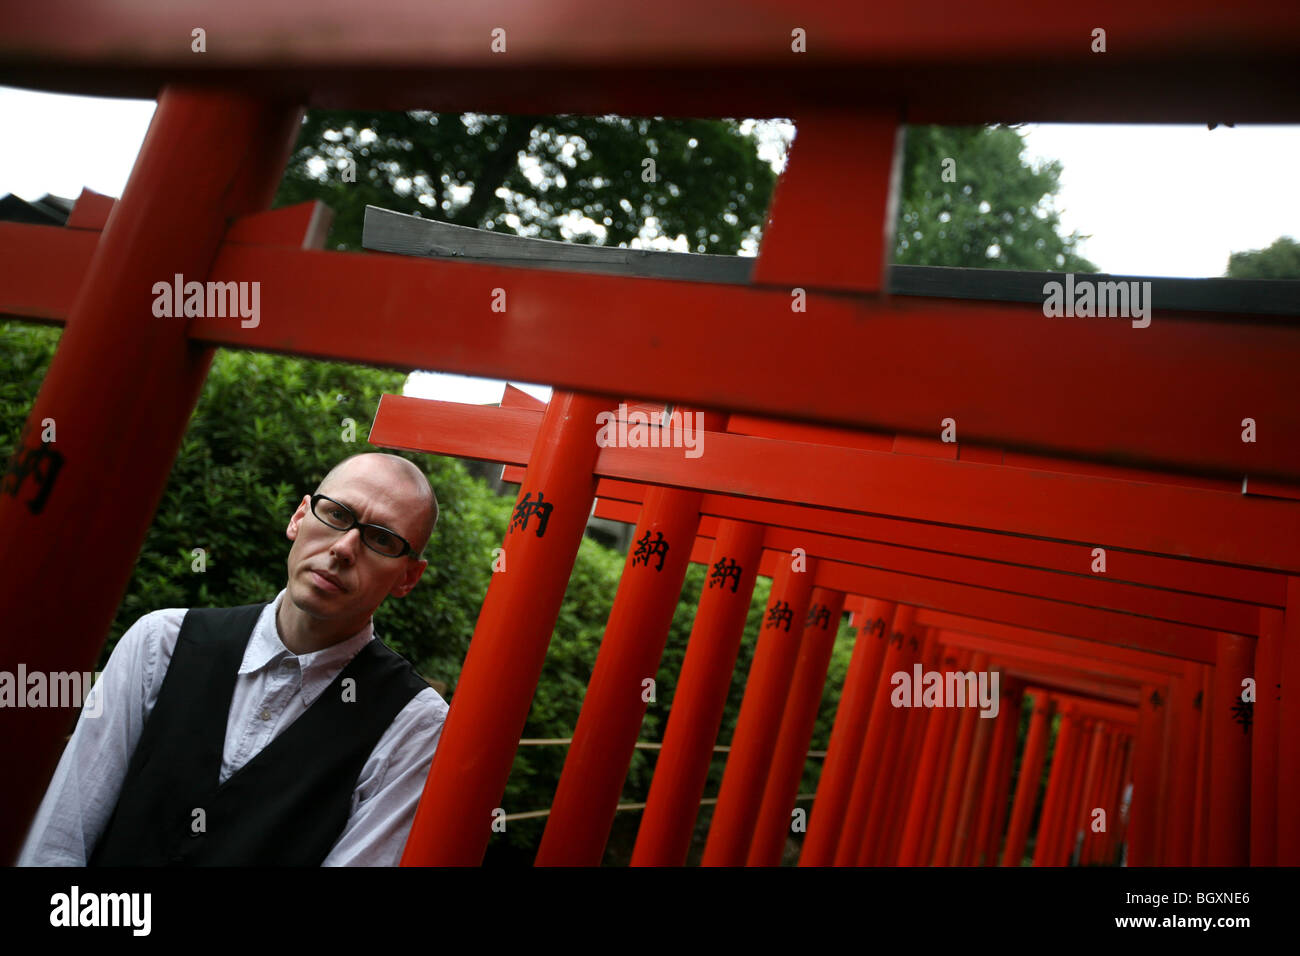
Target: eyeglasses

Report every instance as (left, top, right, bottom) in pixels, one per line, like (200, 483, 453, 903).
(309, 494, 416, 559)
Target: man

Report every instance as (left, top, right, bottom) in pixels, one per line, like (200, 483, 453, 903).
(19, 452, 448, 866)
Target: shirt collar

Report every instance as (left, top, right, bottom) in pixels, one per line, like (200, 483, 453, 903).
(240, 590, 375, 702)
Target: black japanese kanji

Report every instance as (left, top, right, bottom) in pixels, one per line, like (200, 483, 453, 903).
(708, 557, 743, 593)
(510, 491, 554, 538)
(766, 600, 794, 632)
(806, 603, 831, 630)
(631, 530, 670, 572)
(1231, 698, 1253, 734)
(0, 424, 64, 515)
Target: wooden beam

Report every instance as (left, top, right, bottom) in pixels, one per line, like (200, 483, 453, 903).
(370, 395, 1300, 573)
(586, 478, 1282, 608)
(201, 244, 1300, 482)
(6, 223, 1300, 480)
(2, 2, 1298, 122)
(365, 206, 1300, 316)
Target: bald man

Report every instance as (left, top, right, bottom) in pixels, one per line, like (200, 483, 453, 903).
(19, 453, 448, 866)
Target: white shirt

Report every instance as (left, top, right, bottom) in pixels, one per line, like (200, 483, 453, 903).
(18, 589, 447, 867)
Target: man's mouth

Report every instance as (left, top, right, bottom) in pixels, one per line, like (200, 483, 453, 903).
(309, 569, 346, 593)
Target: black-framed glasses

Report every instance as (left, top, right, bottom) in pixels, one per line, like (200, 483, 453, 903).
(309, 494, 415, 559)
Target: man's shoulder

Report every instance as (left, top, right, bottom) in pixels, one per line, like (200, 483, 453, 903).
(411, 684, 448, 718)
(367, 638, 443, 693)
(133, 605, 191, 628)
(117, 602, 269, 674)
(115, 606, 189, 653)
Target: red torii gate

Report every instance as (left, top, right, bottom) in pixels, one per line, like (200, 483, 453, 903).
(372, 383, 1262, 865)
(2, 1, 1299, 866)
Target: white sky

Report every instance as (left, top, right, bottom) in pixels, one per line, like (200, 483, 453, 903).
(3, 86, 1296, 407)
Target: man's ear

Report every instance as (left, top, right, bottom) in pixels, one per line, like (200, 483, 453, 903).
(390, 558, 428, 599)
(286, 495, 311, 542)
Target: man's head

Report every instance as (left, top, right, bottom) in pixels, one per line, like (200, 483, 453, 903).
(282, 453, 438, 640)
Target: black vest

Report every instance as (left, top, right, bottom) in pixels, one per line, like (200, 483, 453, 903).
(89, 602, 429, 866)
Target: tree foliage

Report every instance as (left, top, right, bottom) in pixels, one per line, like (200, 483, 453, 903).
(274, 112, 777, 254)
(1226, 235, 1300, 278)
(895, 125, 1097, 271)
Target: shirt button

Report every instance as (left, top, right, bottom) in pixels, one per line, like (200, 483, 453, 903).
(259, 708, 271, 721)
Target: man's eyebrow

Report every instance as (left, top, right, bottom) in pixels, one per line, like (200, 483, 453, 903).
(332, 497, 402, 530)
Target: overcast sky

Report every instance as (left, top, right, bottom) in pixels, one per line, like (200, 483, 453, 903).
(3, 86, 1296, 406)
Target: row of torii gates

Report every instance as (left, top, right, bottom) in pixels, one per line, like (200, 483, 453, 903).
(2, 3, 1299, 866)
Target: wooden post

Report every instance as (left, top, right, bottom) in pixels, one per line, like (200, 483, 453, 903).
(800, 599, 896, 865)
(536, 455, 716, 865)
(747, 588, 847, 865)
(402, 391, 613, 864)
(0, 88, 302, 864)
(631, 519, 765, 865)
(1207, 631, 1254, 866)
(702, 556, 818, 865)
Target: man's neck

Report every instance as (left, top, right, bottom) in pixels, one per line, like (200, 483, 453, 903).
(275, 596, 368, 655)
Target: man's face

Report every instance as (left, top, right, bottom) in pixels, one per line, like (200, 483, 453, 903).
(283, 460, 428, 631)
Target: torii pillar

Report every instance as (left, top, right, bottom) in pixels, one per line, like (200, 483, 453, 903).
(0, 88, 302, 864)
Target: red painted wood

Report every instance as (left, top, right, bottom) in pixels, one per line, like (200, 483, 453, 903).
(1002, 692, 1052, 866)
(1070, 723, 1106, 865)
(833, 605, 917, 863)
(880, 631, 944, 864)
(951, 683, 997, 865)
(1033, 708, 1079, 866)
(0, 88, 302, 865)
(752, 111, 899, 293)
(973, 688, 1021, 865)
(917, 648, 969, 866)
(703, 556, 817, 865)
(857, 647, 923, 864)
(747, 588, 846, 865)
(1190, 666, 1213, 865)
(187, 248, 1300, 483)
(1280, 578, 1300, 864)
(896, 672, 956, 864)
(631, 520, 766, 865)
(64, 188, 116, 231)
(930, 654, 988, 865)
(799, 599, 897, 865)
(1164, 671, 1201, 865)
(401, 391, 613, 865)
(535, 482, 707, 866)
(1128, 687, 1166, 865)
(915, 613, 1189, 677)
(601, 499, 1225, 663)
(1252, 608, 1283, 864)
(5, 3, 1298, 124)
(1208, 632, 1255, 865)
(371, 397, 1300, 572)
(586, 485, 1284, 608)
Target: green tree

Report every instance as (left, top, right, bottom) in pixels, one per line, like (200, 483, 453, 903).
(277, 113, 1093, 273)
(1226, 235, 1300, 278)
(894, 125, 1096, 272)
(274, 112, 777, 254)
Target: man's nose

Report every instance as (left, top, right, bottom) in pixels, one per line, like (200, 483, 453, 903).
(330, 527, 364, 561)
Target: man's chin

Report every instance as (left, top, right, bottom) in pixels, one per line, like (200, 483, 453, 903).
(290, 577, 349, 615)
